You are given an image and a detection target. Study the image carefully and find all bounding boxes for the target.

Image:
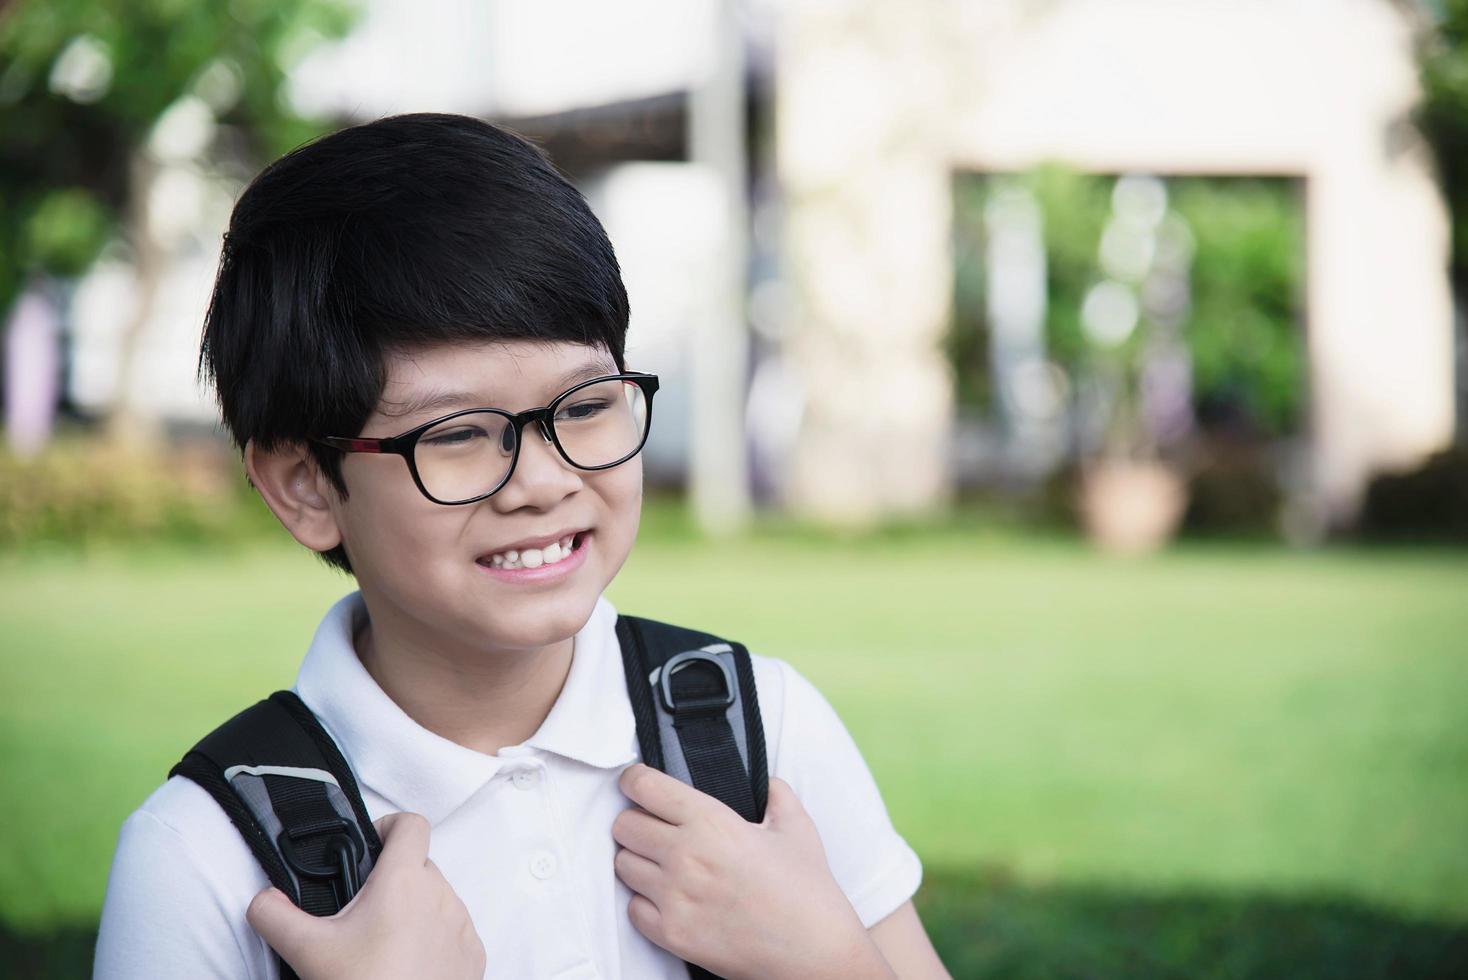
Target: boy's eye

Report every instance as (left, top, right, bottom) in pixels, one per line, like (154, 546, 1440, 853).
(422, 425, 491, 447)
(554, 399, 612, 422)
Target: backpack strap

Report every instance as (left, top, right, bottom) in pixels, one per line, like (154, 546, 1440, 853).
(171, 690, 381, 979)
(616, 615, 769, 980)
(615, 614, 769, 824)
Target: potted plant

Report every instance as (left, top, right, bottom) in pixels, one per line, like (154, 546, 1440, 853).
(1072, 175, 1195, 556)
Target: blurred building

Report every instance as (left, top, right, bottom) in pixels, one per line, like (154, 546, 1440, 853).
(56, 0, 1455, 530)
(777, 0, 1453, 528)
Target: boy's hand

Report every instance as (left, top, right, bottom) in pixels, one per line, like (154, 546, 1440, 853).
(613, 764, 897, 980)
(246, 812, 485, 980)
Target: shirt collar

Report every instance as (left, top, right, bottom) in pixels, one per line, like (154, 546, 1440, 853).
(295, 590, 638, 825)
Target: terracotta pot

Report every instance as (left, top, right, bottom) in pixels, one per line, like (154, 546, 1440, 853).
(1079, 459, 1187, 556)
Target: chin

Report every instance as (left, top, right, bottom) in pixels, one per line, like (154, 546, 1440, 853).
(476, 600, 595, 652)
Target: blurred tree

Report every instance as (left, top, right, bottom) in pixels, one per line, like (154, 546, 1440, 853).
(947, 177, 995, 414)
(0, 0, 356, 437)
(1169, 177, 1305, 437)
(1418, 0, 1468, 298)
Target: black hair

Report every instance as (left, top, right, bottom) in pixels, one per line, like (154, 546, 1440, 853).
(199, 113, 630, 574)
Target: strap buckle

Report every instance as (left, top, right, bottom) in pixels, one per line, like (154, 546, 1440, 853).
(278, 819, 363, 908)
(659, 650, 737, 715)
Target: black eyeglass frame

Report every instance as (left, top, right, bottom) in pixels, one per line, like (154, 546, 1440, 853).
(311, 372, 660, 506)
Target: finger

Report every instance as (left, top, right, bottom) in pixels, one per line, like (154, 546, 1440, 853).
(627, 892, 665, 946)
(373, 811, 424, 842)
(613, 846, 665, 902)
(618, 764, 704, 826)
(373, 811, 432, 874)
(246, 887, 322, 964)
(611, 806, 676, 862)
(761, 776, 802, 825)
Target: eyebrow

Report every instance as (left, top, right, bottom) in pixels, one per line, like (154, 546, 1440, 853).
(379, 357, 620, 420)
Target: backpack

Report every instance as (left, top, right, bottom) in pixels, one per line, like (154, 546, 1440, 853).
(171, 614, 768, 980)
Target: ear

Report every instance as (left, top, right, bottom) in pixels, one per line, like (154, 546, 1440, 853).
(244, 439, 344, 554)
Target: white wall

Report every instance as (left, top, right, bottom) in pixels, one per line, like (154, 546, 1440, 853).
(778, 0, 1454, 523)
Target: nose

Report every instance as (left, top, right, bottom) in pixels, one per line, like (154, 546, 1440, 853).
(490, 417, 581, 511)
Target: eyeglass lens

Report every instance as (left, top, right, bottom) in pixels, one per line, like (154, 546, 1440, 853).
(413, 378, 649, 503)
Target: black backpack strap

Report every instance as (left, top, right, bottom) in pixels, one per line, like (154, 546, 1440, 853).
(615, 615, 768, 823)
(616, 615, 769, 980)
(171, 690, 382, 979)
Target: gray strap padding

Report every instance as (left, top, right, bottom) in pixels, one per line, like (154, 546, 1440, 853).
(228, 768, 374, 897)
(647, 643, 750, 785)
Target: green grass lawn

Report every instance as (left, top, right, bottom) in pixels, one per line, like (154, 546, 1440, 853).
(3, 510, 1467, 977)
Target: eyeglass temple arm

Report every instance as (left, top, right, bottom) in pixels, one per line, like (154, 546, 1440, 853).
(314, 435, 392, 454)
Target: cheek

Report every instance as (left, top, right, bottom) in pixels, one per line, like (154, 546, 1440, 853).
(603, 461, 643, 526)
(592, 464, 643, 573)
(335, 459, 463, 567)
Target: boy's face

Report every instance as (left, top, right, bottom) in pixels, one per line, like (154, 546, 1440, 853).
(328, 339, 642, 659)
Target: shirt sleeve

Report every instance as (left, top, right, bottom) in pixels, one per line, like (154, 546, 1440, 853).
(94, 780, 274, 980)
(762, 657, 923, 928)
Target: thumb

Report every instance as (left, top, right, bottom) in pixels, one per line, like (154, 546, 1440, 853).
(246, 886, 323, 962)
(762, 776, 805, 825)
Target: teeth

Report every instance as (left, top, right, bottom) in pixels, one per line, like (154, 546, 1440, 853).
(485, 535, 578, 570)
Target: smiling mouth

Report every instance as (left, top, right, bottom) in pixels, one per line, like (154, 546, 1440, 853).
(477, 530, 590, 571)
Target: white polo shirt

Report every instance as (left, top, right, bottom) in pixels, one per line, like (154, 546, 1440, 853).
(95, 591, 923, 979)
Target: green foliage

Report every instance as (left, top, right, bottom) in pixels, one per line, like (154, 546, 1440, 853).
(947, 178, 994, 412)
(0, 438, 277, 548)
(1024, 165, 1115, 369)
(1418, 0, 1468, 292)
(948, 169, 1305, 436)
(915, 871, 1468, 979)
(1170, 178, 1305, 434)
(21, 188, 111, 276)
(0, 0, 358, 316)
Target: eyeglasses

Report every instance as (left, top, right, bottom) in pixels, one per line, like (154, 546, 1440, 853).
(312, 372, 659, 505)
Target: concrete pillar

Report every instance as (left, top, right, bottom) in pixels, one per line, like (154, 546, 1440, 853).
(776, 0, 959, 525)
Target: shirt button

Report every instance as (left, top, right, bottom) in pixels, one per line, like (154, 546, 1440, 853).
(529, 851, 558, 880)
(512, 768, 539, 790)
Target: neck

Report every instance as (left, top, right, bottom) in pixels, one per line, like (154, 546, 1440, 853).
(352, 601, 574, 757)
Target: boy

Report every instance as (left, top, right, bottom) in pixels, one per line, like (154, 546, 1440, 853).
(94, 113, 949, 979)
